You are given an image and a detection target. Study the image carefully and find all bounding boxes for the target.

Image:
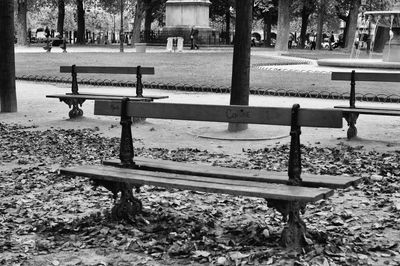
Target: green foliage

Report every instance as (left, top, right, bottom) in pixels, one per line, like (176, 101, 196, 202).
(209, 0, 233, 20)
(253, 0, 278, 24)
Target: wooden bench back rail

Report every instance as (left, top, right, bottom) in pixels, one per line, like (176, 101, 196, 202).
(60, 65, 155, 97)
(94, 100, 343, 128)
(95, 98, 343, 189)
(331, 71, 400, 108)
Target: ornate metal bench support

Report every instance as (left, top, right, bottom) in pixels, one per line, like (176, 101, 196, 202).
(345, 70, 359, 139)
(58, 65, 85, 118)
(120, 97, 135, 166)
(343, 112, 359, 139)
(136, 65, 143, 97)
(95, 97, 142, 222)
(92, 179, 142, 222)
(58, 98, 85, 118)
(268, 104, 307, 250)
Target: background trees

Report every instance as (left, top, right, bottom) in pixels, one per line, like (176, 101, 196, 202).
(15, 0, 392, 50)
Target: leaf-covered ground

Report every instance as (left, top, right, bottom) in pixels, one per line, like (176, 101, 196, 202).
(1, 122, 400, 266)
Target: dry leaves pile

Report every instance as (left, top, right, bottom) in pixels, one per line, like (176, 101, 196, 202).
(0, 122, 399, 266)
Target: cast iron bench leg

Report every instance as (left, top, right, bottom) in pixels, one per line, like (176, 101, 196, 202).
(69, 102, 84, 118)
(92, 179, 142, 222)
(58, 98, 85, 118)
(344, 112, 359, 139)
(93, 97, 142, 222)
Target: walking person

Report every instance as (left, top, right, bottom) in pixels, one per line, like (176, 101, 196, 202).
(329, 31, 335, 50)
(190, 26, 199, 50)
(44, 26, 52, 52)
(310, 30, 316, 50)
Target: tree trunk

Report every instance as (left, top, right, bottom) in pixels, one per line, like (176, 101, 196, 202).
(120, 0, 124, 52)
(316, 0, 325, 50)
(57, 0, 65, 34)
(144, 6, 152, 42)
(133, 0, 145, 44)
(299, 2, 311, 49)
(228, 0, 253, 132)
(225, 10, 231, 44)
(275, 0, 290, 52)
(16, 0, 28, 46)
(0, 0, 17, 112)
(76, 0, 85, 44)
(263, 12, 272, 47)
(345, 0, 361, 49)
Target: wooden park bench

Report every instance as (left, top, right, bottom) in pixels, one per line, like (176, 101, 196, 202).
(332, 70, 400, 139)
(46, 65, 168, 118)
(59, 99, 362, 249)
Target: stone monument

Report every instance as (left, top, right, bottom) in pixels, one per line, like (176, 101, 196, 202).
(162, 0, 215, 45)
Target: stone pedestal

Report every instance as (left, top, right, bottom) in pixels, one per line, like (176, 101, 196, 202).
(162, 0, 215, 45)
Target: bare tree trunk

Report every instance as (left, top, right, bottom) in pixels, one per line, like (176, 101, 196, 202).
(132, 0, 145, 45)
(345, 0, 361, 49)
(0, 0, 17, 112)
(225, 10, 231, 44)
(275, 0, 290, 52)
(264, 12, 272, 47)
(16, 0, 28, 46)
(299, 0, 312, 49)
(144, 6, 152, 42)
(316, 0, 326, 50)
(120, 0, 124, 52)
(228, 0, 253, 132)
(57, 0, 65, 34)
(76, 0, 85, 44)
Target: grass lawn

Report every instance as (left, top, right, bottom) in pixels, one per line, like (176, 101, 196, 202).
(15, 48, 400, 97)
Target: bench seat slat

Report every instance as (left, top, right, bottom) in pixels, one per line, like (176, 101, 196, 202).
(60, 66, 155, 75)
(60, 165, 334, 202)
(332, 72, 400, 82)
(94, 101, 343, 128)
(103, 158, 361, 189)
(46, 94, 153, 101)
(65, 93, 168, 99)
(334, 106, 400, 116)
(46, 94, 166, 101)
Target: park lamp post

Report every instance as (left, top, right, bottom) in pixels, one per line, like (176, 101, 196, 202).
(120, 0, 124, 52)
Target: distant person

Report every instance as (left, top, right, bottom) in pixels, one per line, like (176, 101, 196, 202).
(329, 31, 335, 50)
(310, 30, 316, 50)
(44, 26, 51, 52)
(45, 26, 50, 39)
(288, 34, 293, 49)
(27, 28, 31, 44)
(190, 26, 199, 50)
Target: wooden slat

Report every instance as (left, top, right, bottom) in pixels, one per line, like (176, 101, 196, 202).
(66, 93, 168, 99)
(103, 158, 362, 189)
(46, 94, 153, 101)
(60, 165, 333, 202)
(334, 106, 400, 116)
(60, 66, 155, 75)
(94, 101, 343, 128)
(332, 72, 400, 82)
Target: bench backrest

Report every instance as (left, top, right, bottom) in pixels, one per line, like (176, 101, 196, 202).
(95, 99, 343, 186)
(332, 71, 400, 82)
(60, 65, 155, 97)
(60, 66, 155, 75)
(94, 100, 343, 128)
(332, 70, 400, 108)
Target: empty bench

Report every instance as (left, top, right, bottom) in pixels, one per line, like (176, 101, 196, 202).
(60, 99, 362, 249)
(46, 65, 168, 118)
(332, 70, 400, 139)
